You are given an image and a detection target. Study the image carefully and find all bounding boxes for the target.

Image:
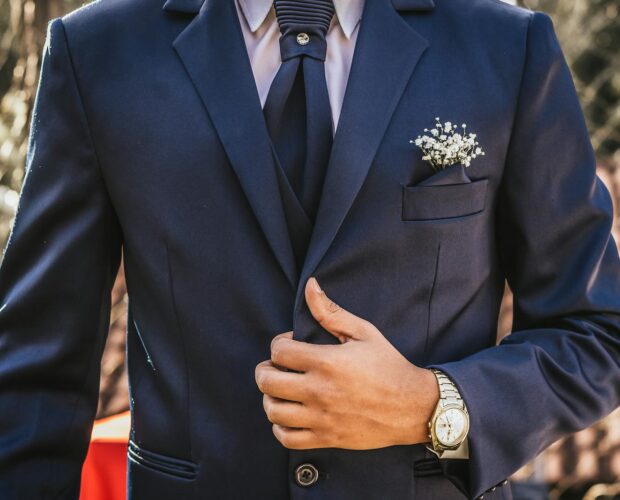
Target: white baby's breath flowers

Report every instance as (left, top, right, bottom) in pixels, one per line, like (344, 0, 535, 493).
(410, 117, 485, 171)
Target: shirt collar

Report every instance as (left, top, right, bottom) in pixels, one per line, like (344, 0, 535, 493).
(237, 0, 365, 40)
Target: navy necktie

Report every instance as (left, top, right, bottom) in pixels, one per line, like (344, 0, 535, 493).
(263, 0, 335, 232)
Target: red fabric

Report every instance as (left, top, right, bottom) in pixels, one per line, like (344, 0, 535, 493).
(80, 411, 130, 500)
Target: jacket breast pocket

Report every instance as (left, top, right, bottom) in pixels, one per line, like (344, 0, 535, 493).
(401, 178, 489, 221)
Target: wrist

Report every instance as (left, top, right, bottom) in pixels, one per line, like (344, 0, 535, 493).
(396, 365, 439, 445)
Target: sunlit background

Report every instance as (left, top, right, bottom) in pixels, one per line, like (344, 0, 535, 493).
(0, 1, 618, 499)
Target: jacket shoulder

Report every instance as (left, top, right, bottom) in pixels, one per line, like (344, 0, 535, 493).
(59, 0, 165, 39)
(434, 0, 535, 36)
(436, 0, 534, 22)
(51, 0, 180, 69)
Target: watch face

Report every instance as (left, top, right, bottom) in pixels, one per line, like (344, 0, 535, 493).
(435, 408, 468, 447)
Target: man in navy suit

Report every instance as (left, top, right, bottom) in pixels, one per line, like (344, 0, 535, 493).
(0, 0, 618, 498)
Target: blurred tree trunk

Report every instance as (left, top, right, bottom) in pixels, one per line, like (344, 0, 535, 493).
(0, 0, 53, 192)
(35, 0, 64, 29)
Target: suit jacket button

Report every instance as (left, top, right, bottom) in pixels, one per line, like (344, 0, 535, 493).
(295, 463, 319, 487)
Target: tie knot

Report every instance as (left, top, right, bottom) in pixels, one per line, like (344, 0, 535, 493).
(274, 0, 335, 62)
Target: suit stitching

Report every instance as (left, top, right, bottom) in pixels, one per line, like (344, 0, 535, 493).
(493, 11, 534, 281)
(497, 11, 534, 188)
(165, 241, 196, 470)
(423, 241, 441, 360)
(131, 315, 157, 372)
(57, 18, 115, 202)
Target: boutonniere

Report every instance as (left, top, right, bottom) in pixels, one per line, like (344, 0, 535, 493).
(410, 117, 485, 172)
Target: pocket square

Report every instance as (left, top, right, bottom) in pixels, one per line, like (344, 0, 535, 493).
(417, 162, 471, 187)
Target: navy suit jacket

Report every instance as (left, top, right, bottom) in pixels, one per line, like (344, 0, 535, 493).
(0, 0, 619, 498)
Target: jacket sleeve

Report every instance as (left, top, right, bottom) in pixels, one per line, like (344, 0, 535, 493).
(427, 11, 620, 500)
(0, 18, 123, 498)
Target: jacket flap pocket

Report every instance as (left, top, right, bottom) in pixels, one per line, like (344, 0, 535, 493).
(401, 178, 488, 221)
(128, 439, 198, 480)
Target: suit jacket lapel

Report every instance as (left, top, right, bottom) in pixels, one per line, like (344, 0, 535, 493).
(169, 0, 299, 290)
(296, 0, 430, 300)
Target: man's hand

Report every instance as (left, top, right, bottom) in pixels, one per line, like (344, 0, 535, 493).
(255, 277, 439, 450)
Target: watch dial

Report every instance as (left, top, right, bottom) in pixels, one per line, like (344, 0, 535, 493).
(435, 408, 467, 446)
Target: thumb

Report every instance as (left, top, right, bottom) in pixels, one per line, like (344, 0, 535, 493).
(304, 277, 377, 343)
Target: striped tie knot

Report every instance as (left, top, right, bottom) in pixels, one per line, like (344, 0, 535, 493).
(274, 0, 336, 61)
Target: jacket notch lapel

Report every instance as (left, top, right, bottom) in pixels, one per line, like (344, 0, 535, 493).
(296, 0, 430, 307)
(162, 0, 205, 14)
(169, 0, 299, 290)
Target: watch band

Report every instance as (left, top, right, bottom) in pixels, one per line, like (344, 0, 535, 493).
(431, 369, 465, 410)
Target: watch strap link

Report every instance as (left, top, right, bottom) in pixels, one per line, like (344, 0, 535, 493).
(432, 369, 465, 410)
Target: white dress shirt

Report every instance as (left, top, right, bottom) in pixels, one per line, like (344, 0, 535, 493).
(234, 0, 365, 133)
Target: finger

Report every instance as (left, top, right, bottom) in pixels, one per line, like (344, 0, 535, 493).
(270, 331, 293, 353)
(270, 335, 332, 372)
(255, 360, 311, 402)
(270, 331, 296, 371)
(304, 277, 374, 342)
(262, 394, 315, 428)
(272, 424, 322, 450)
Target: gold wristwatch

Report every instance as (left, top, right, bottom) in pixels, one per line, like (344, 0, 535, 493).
(426, 369, 470, 457)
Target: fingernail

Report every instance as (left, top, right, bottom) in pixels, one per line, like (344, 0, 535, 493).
(312, 277, 322, 293)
